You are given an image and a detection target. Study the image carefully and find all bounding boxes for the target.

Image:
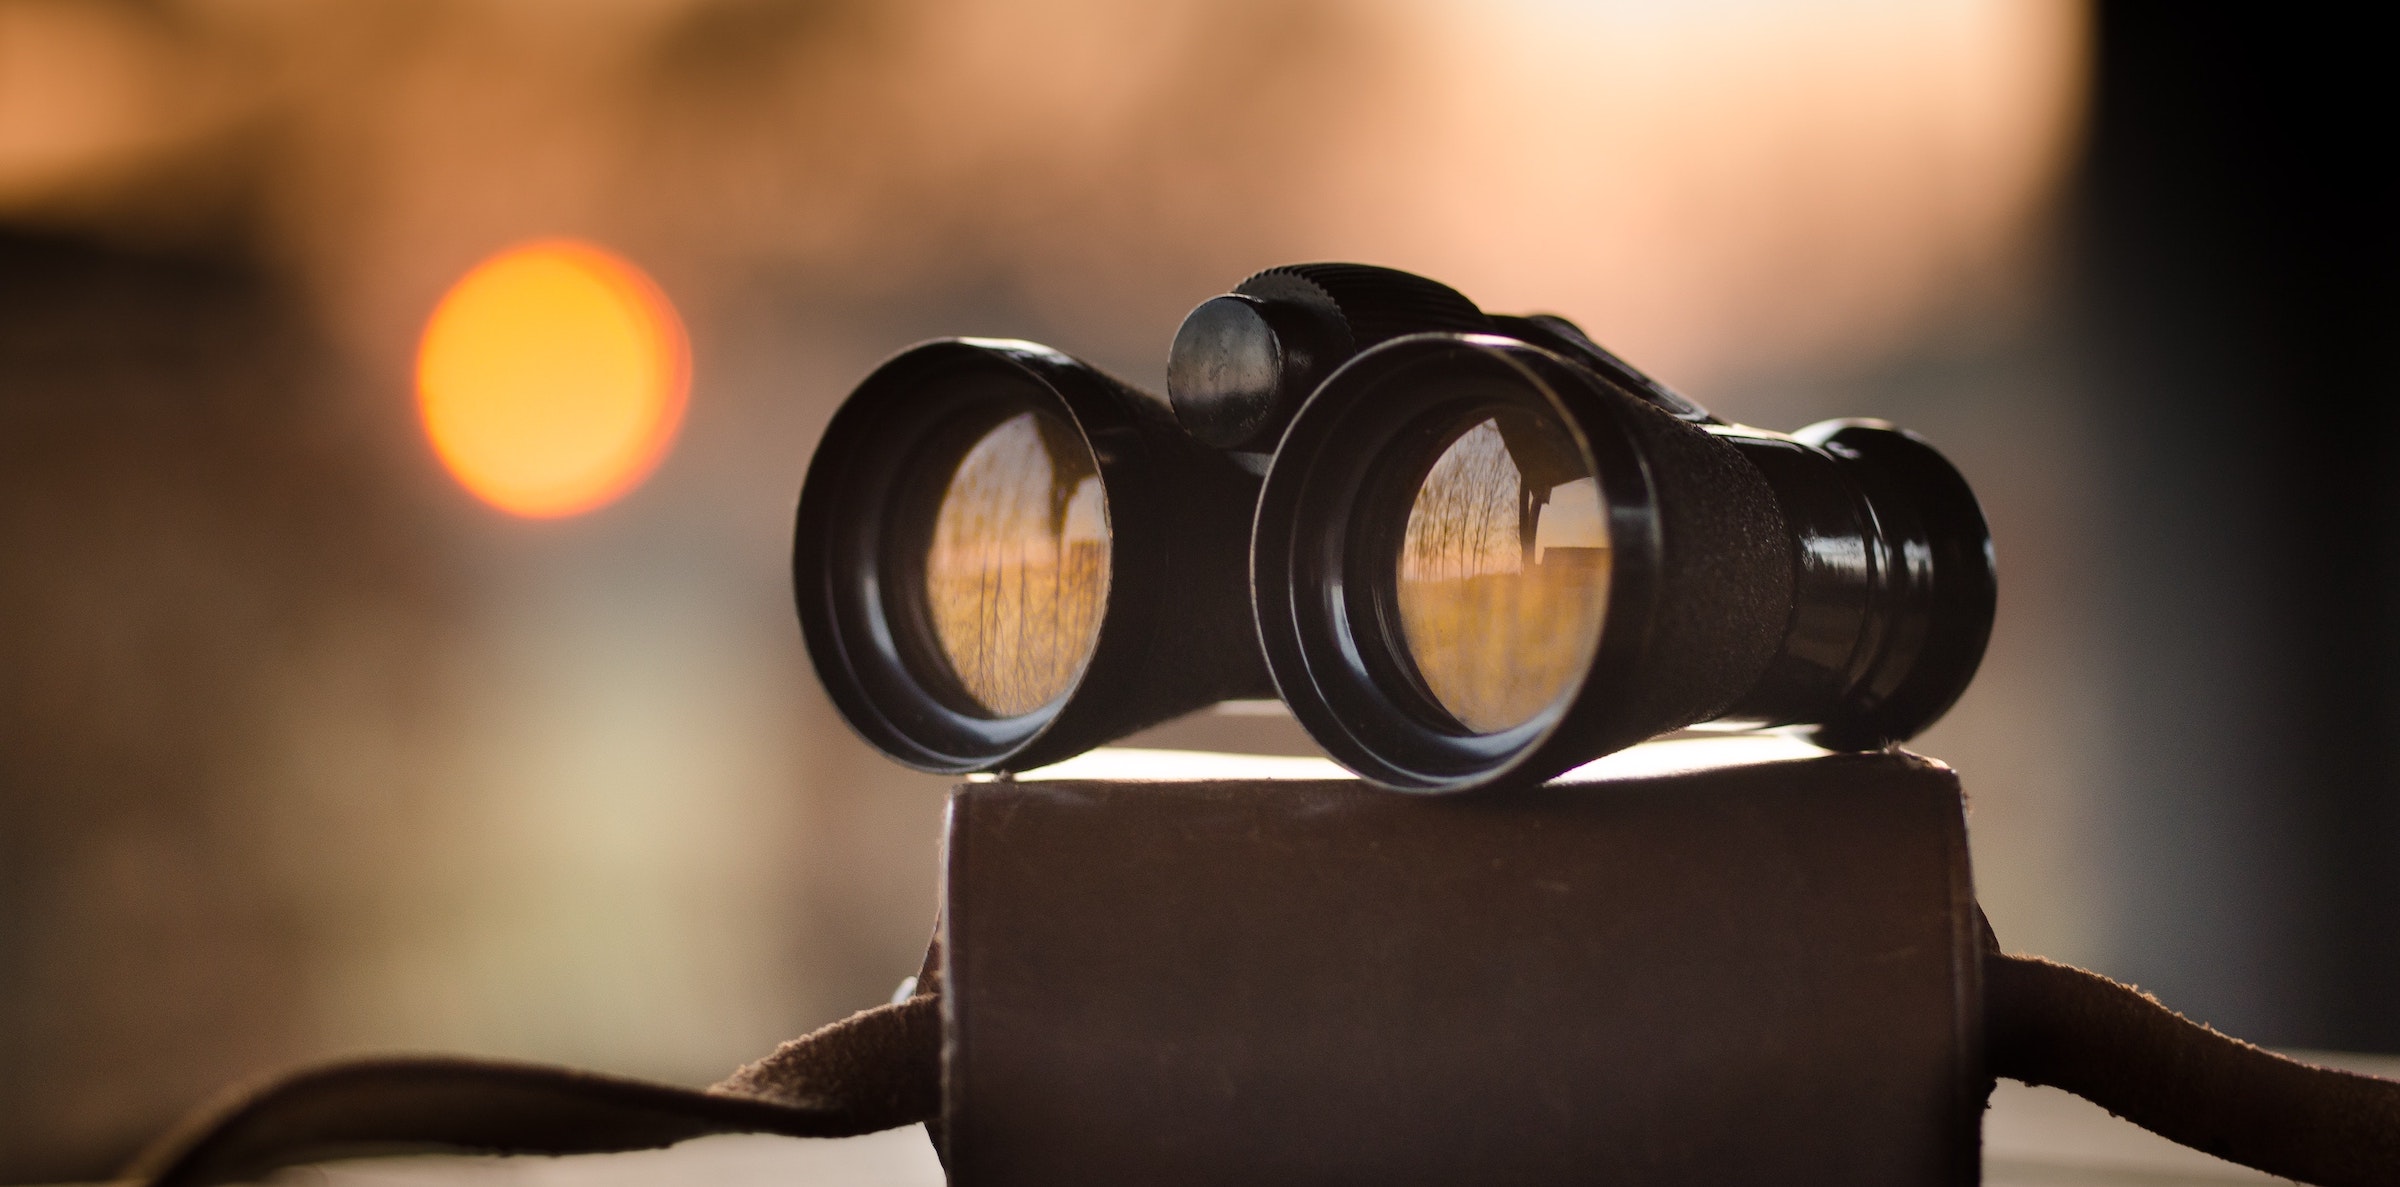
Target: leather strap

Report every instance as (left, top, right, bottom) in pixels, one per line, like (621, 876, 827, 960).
(130, 973, 943, 1187)
(1986, 951, 2400, 1187)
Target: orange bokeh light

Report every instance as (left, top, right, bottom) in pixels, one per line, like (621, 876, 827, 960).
(416, 240, 690, 518)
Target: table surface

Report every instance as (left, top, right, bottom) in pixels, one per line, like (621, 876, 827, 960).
(104, 1061, 2363, 1187)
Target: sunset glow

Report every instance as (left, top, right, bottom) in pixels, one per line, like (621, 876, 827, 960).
(416, 241, 689, 518)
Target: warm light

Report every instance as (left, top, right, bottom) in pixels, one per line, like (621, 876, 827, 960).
(416, 240, 689, 518)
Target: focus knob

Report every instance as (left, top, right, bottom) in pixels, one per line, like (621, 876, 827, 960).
(1167, 263, 1491, 452)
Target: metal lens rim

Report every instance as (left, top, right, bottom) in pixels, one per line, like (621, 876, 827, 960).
(1255, 334, 1664, 792)
(795, 339, 1115, 773)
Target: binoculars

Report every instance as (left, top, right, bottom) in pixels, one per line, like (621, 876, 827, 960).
(794, 264, 1995, 792)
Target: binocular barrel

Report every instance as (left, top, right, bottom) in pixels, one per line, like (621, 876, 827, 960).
(1252, 333, 1994, 791)
(793, 265, 1996, 790)
(792, 339, 1270, 774)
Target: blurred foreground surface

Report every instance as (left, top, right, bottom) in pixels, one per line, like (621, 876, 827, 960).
(79, 1057, 2393, 1187)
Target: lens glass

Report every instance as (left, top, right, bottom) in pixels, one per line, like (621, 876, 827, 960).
(1394, 410, 1609, 732)
(920, 410, 1110, 716)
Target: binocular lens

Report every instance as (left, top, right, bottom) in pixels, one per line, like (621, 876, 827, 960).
(1393, 409, 1610, 733)
(917, 410, 1110, 716)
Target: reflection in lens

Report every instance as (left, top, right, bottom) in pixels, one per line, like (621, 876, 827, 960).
(923, 411, 1110, 716)
(1395, 413, 1609, 732)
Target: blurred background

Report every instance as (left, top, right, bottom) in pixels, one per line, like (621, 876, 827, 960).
(1, 0, 2391, 1180)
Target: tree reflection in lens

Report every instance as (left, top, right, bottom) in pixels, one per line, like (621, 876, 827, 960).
(923, 411, 1109, 716)
(1395, 413, 1609, 732)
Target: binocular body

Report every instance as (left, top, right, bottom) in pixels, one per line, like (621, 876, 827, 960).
(793, 264, 1995, 791)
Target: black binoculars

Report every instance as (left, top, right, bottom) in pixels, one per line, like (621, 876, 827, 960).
(793, 264, 1995, 791)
